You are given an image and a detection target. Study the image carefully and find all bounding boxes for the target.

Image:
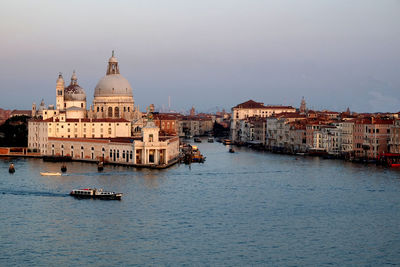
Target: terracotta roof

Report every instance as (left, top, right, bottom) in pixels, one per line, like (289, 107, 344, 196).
(11, 110, 31, 116)
(233, 100, 265, 109)
(233, 99, 295, 110)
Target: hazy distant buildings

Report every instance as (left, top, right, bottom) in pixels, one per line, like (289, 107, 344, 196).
(230, 98, 400, 160)
(231, 100, 296, 142)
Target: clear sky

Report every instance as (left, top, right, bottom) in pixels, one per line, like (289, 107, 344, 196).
(0, 0, 399, 113)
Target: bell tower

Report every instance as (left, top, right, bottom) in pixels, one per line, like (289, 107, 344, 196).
(56, 73, 65, 111)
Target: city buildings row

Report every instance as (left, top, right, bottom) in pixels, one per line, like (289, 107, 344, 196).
(230, 99, 400, 160)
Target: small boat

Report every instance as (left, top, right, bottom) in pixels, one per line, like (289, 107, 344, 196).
(70, 188, 122, 200)
(61, 164, 67, 173)
(194, 137, 202, 143)
(229, 148, 235, 153)
(98, 161, 104, 171)
(9, 163, 15, 173)
(223, 139, 232, 145)
(208, 137, 214, 143)
(40, 172, 62, 176)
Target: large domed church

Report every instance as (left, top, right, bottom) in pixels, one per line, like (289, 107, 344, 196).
(28, 52, 180, 168)
(89, 51, 141, 121)
(33, 51, 142, 122)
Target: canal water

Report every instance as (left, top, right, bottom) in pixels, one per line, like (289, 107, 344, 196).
(1, 139, 400, 266)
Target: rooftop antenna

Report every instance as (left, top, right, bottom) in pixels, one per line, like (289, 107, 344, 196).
(168, 96, 171, 111)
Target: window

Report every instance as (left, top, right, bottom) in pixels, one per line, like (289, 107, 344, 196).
(124, 107, 126, 112)
(97, 107, 100, 112)
(108, 107, 113, 117)
(115, 107, 119, 117)
(108, 128, 111, 134)
(128, 107, 130, 112)
(149, 134, 153, 142)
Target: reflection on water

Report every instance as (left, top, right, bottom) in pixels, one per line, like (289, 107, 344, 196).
(1, 139, 400, 266)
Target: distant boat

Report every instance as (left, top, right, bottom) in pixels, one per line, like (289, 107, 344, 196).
(98, 161, 104, 171)
(9, 163, 15, 173)
(61, 164, 67, 173)
(229, 148, 235, 153)
(70, 188, 122, 200)
(208, 138, 214, 143)
(40, 172, 62, 176)
(223, 139, 232, 145)
(194, 137, 202, 143)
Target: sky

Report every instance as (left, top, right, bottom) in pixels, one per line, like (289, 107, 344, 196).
(0, 0, 399, 113)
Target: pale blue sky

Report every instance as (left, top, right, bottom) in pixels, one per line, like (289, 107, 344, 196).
(0, 0, 399, 112)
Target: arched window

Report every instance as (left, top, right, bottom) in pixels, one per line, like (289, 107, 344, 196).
(108, 107, 113, 117)
(115, 107, 119, 118)
(97, 107, 100, 112)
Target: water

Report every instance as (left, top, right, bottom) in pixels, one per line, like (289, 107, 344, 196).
(1, 140, 400, 266)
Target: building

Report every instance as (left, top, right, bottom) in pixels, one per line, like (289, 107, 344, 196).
(389, 119, 400, 153)
(28, 52, 179, 167)
(231, 100, 296, 142)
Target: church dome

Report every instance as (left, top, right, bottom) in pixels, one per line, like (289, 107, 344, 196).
(94, 74, 133, 97)
(64, 71, 86, 101)
(94, 51, 133, 98)
(65, 84, 86, 101)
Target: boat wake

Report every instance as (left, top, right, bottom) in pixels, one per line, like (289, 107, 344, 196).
(0, 189, 68, 198)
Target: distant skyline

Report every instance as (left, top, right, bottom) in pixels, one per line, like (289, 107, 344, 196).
(0, 0, 399, 113)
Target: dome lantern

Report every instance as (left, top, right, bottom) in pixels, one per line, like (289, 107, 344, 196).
(107, 50, 119, 75)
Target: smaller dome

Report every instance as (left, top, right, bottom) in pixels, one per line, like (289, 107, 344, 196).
(109, 56, 118, 63)
(109, 50, 118, 63)
(65, 84, 86, 101)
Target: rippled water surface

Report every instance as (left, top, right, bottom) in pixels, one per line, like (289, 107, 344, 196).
(1, 140, 400, 266)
